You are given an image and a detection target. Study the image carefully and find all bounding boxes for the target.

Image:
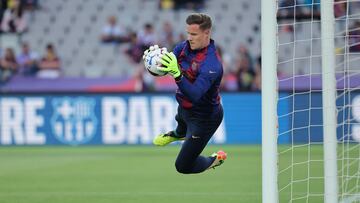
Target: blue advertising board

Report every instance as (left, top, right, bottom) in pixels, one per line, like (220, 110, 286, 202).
(0, 92, 359, 145)
(0, 93, 264, 145)
(278, 91, 360, 143)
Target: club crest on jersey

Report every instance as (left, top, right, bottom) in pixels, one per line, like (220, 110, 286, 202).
(191, 61, 199, 71)
(51, 97, 97, 145)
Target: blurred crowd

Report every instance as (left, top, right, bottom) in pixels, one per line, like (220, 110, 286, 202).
(0, 0, 62, 83)
(98, 13, 262, 92)
(278, 0, 360, 52)
(278, 0, 360, 21)
(278, 0, 321, 19)
(0, 0, 359, 92)
(0, 0, 262, 92)
(0, 42, 61, 83)
(0, 0, 37, 34)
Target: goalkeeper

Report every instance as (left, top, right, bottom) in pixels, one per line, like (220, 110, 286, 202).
(145, 13, 226, 174)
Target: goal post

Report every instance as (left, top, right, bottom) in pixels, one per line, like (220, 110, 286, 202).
(320, 0, 339, 202)
(261, 0, 279, 202)
(262, 0, 346, 202)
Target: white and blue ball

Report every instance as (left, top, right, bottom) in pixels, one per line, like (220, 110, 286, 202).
(143, 47, 167, 76)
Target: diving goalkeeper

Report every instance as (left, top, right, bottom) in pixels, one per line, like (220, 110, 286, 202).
(144, 13, 226, 174)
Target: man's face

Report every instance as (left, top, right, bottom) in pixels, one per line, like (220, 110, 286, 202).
(186, 24, 210, 50)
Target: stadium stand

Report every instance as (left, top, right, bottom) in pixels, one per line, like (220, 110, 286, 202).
(1, 0, 359, 92)
(17, 0, 262, 78)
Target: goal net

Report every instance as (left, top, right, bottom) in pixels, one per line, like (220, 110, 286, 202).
(274, 0, 360, 202)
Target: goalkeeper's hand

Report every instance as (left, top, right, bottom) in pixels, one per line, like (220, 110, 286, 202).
(142, 44, 161, 61)
(157, 52, 181, 79)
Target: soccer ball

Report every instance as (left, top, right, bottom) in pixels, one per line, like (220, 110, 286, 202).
(143, 47, 167, 76)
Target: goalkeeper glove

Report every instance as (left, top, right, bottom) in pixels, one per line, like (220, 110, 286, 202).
(157, 52, 181, 79)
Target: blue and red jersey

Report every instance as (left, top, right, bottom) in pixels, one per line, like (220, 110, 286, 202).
(173, 39, 223, 115)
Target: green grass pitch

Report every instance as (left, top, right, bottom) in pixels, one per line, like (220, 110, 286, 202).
(0, 145, 261, 203)
(0, 145, 335, 203)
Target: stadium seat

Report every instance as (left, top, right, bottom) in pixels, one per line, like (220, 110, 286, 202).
(18, 0, 265, 77)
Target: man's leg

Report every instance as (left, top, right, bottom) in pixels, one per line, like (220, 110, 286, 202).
(174, 113, 187, 138)
(175, 131, 214, 174)
(153, 106, 187, 146)
(175, 107, 224, 174)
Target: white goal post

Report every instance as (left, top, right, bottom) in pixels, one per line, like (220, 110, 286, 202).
(262, 0, 360, 202)
(261, 0, 279, 202)
(320, 0, 338, 202)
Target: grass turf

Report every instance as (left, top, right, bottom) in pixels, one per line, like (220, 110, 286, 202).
(0, 145, 261, 203)
(4, 145, 356, 203)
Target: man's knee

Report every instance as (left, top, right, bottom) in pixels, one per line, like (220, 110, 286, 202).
(175, 160, 192, 174)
